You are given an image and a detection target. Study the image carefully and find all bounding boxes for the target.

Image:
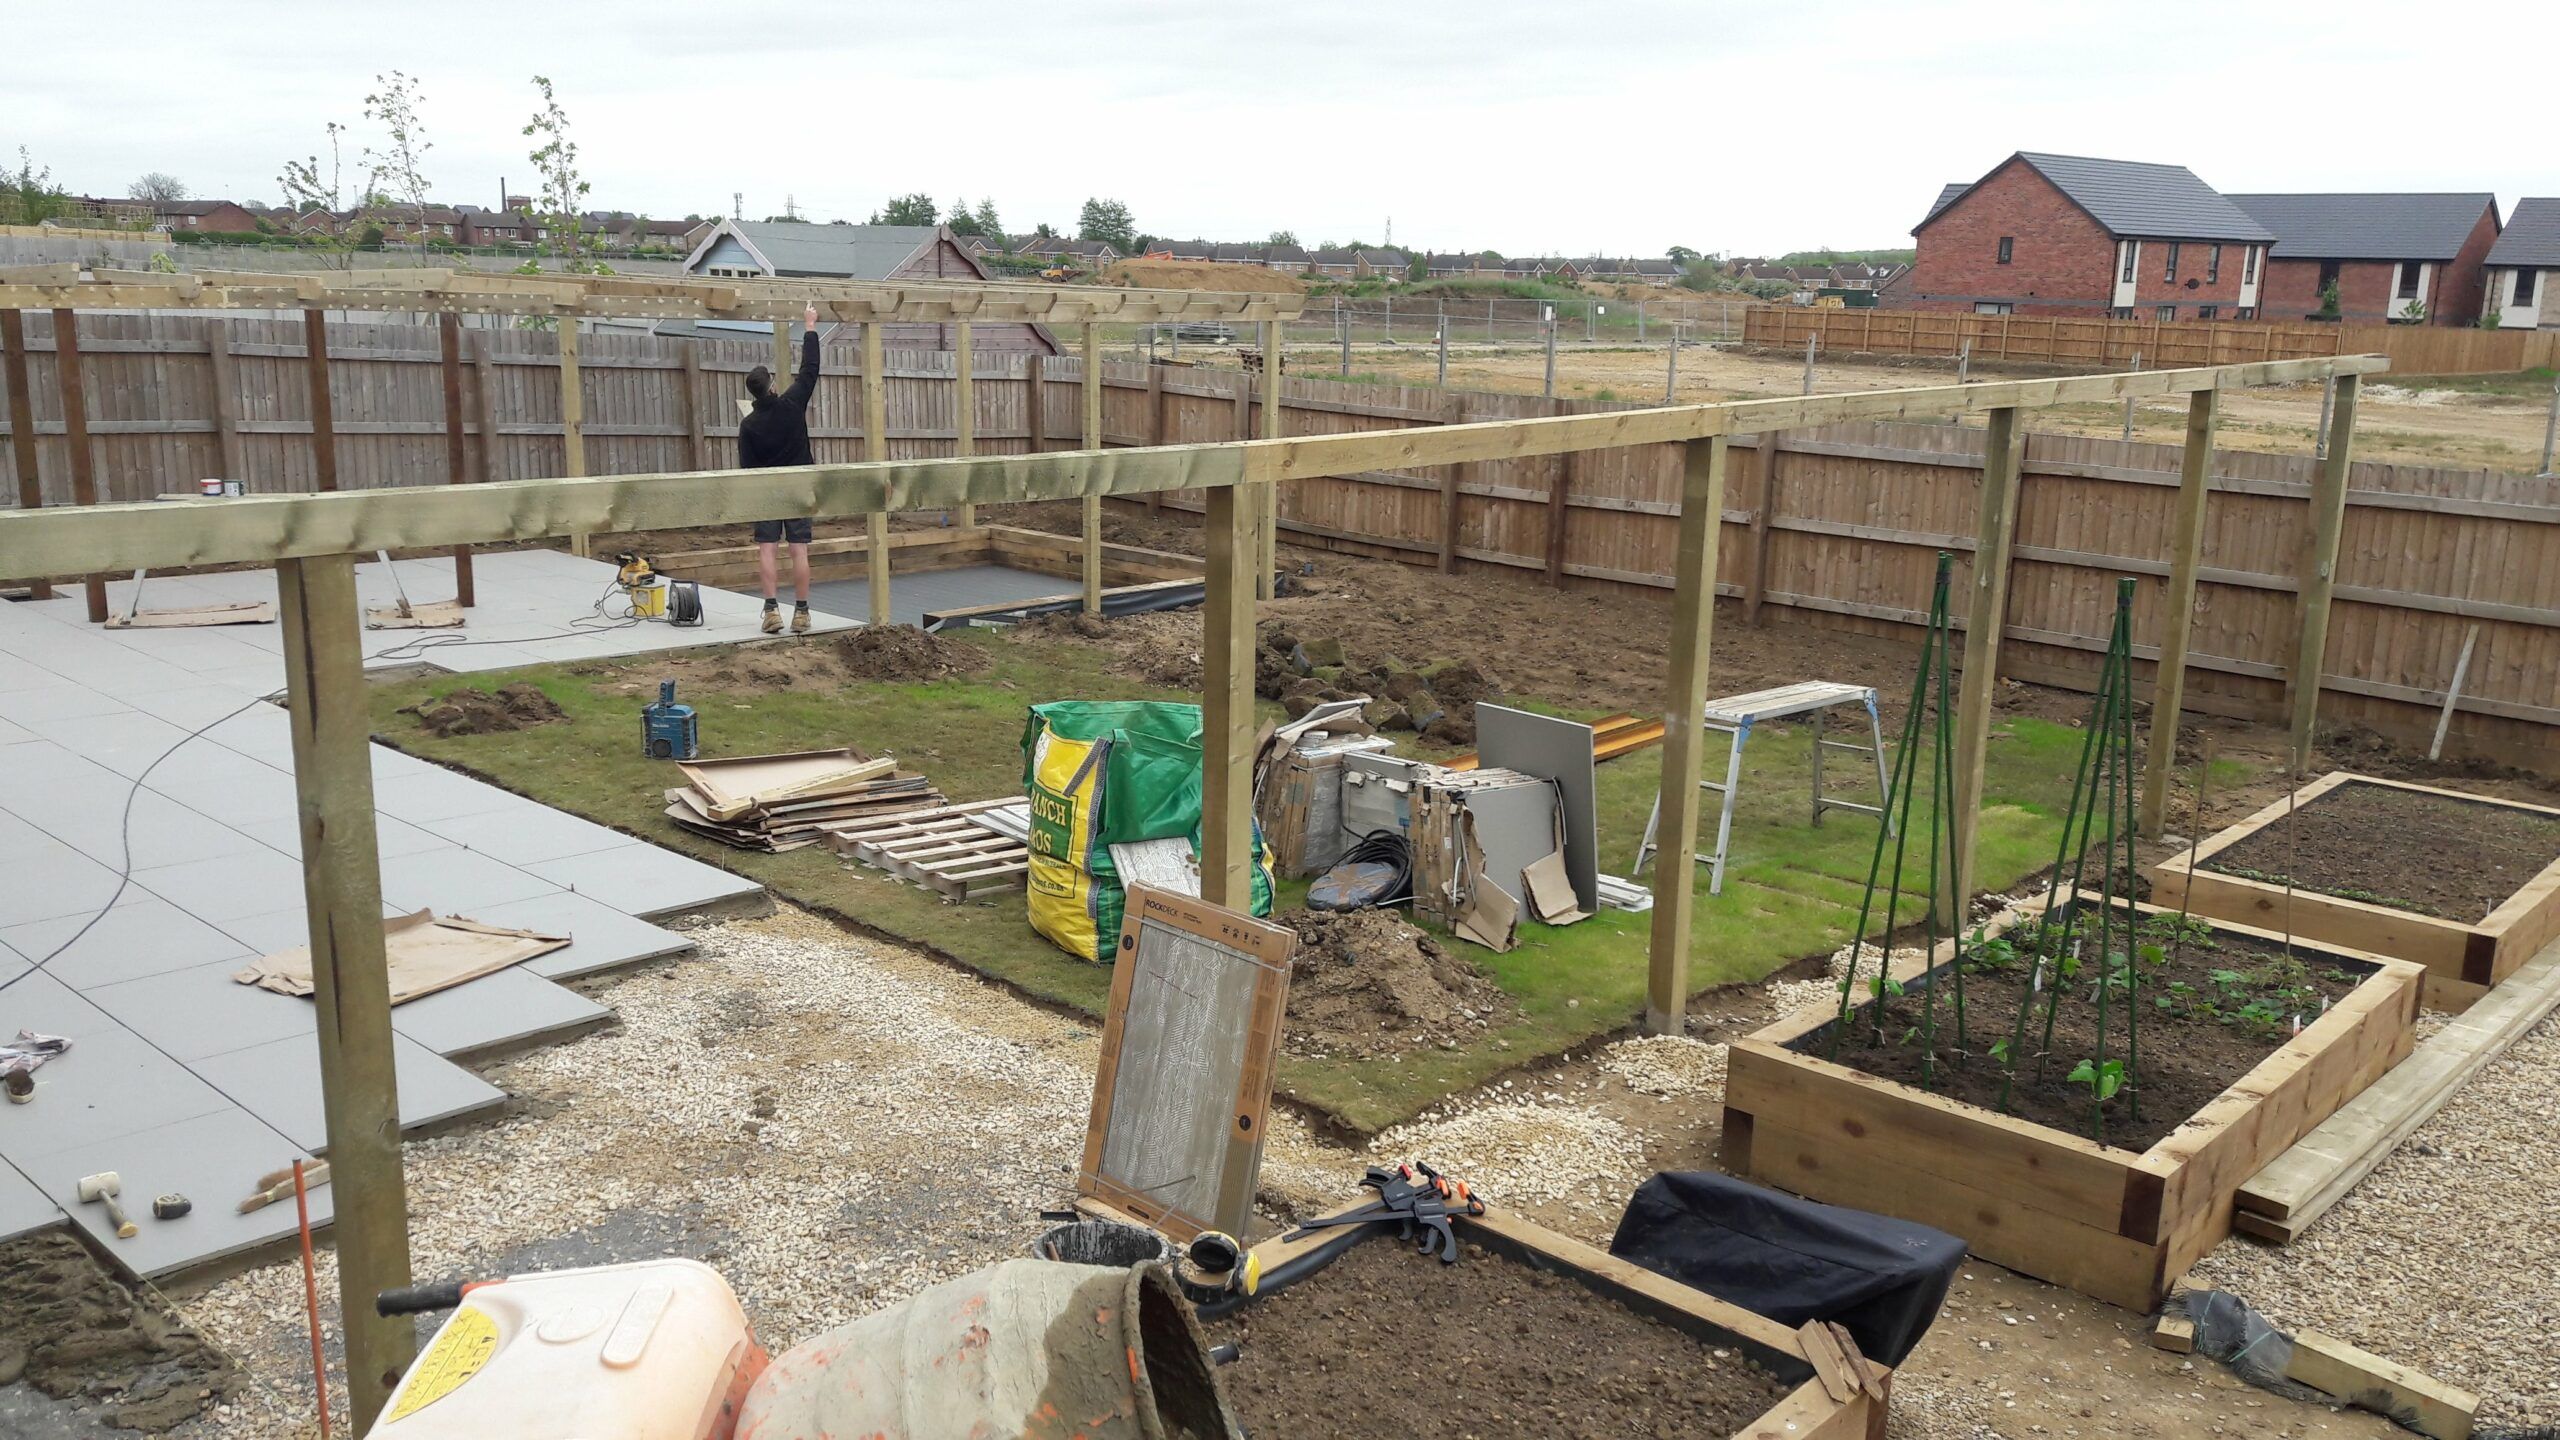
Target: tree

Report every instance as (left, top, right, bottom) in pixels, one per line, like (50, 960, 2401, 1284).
(362, 70, 433, 250)
(973, 198, 1001, 237)
(278, 122, 362, 267)
(1268, 229, 1299, 247)
(128, 172, 189, 203)
(1666, 244, 1699, 265)
(524, 75, 603, 273)
(945, 196, 981, 236)
(871, 192, 937, 226)
(4, 148, 70, 225)
(1032, 220, 1057, 240)
(1077, 197, 1135, 252)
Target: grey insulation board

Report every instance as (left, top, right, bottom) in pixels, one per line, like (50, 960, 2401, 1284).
(1477, 704, 1598, 912)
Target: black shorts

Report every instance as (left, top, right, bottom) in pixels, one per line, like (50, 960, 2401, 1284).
(753, 518, 813, 545)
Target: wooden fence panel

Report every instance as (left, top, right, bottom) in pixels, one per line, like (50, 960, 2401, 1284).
(1744, 304, 2560, 377)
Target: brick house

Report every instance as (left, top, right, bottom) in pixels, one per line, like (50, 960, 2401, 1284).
(2484, 198, 2560, 330)
(1900, 152, 2275, 321)
(2227, 193, 2501, 325)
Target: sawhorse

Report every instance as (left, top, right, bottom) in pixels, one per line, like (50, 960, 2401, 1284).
(1635, 681, 1892, 894)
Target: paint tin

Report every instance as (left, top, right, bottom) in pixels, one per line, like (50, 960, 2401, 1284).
(198, 477, 224, 496)
(222, 478, 245, 496)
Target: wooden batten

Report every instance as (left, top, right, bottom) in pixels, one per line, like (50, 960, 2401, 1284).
(1723, 893, 2422, 1311)
(2149, 771, 2560, 1012)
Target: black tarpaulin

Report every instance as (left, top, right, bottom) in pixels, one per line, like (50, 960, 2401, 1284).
(1607, 1171, 1963, 1366)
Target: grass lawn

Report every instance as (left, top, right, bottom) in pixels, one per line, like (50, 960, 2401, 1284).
(366, 629, 2197, 1133)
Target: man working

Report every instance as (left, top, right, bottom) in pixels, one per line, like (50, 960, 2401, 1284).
(740, 301, 824, 634)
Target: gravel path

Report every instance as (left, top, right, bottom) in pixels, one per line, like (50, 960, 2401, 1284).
(2190, 1012, 2560, 1431)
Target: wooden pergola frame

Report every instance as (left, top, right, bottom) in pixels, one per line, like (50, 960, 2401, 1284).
(0, 270, 2383, 1428)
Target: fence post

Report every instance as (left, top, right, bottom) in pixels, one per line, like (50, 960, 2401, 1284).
(1665, 323, 1679, 402)
(1645, 435, 1731, 1036)
(438, 313, 475, 608)
(1951, 406, 2026, 906)
(1543, 311, 1558, 397)
(1438, 396, 1465, 575)
(1802, 331, 1817, 395)
(1337, 302, 1350, 377)
(2540, 370, 2558, 479)
(1437, 319, 1448, 387)
(676, 343, 706, 472)
(1081, 322, 1103, 615)
(1745, 435, 1783, 624)
(1258, 319, 1282, 600)
(557, 316, 587, 557)
(2290, 374, 2360, 775)
(0, 311, 46, 599)
(470, 331, 500, 488)
(2313, 376, 2333, 461)
(867, 320, 893, 624)
(1200, 465, 1257, 911)
(1956, 338, 1971, 387)
(2121, 349, 2142, 441)
(954, 322, 976, 528)
(2140, 387, 2219, 837)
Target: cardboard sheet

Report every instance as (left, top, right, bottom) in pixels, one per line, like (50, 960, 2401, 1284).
(1522, 849, 1590, 926)
(365, 598, 466, 630)
(233, 909, 570, 1005)
(675, 748, 891, 821)
(103, 601, 275, 629)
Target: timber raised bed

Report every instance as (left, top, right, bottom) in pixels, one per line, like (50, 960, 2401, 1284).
(2151, 772, 2560, 1012)
(1722, 895, 2422, 1311)
(1208, 1201, 1890, 1440)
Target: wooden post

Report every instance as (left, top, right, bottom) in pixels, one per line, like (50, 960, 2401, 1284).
(1438, 397, 1465, 575)
(1023, 351, 1045, 452)
(437, 314, 476, 608)
(275, 552, 416, 1433)
(1258, 318, 1283, 600)
(1544, 451, 1576, 585)
(56, 310, 107, 621)
(865, 321, 891, 625)
(205, 319, 246, 486)
(468, 332, 499, 488)
(557, 318, 588, 557)
(1144, 360, 1166, 512)
(676, 344, 706, 470)
(2139, 387, 2218, 836)
(301, 309, 339, 494)
(1200, 469, 1258, 911)
(1744, 434, 1784, 624)
(953, 321, 976, 528)
(1951, 406, 2026, 904)
(1, 310, 50, 599)
(1081, 323, 1103, 614)
(2290, 373, 2359, 775)
(1644, 436, 1730, 1036)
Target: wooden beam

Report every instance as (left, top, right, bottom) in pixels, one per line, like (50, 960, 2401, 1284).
(953, 321, 975, 529)
(2283, 1330, 2477, 1440)
(865, 321, 890, 625)
(557, 319, 587, 558)
(437, 314, 475, 608)
(1644, 436, 1730, 1035)
(1951, 406, 2025, 905)
(1200, 480, 1256, 910)
(275, 552, 416, 1433)
(1081, 323, 1102, 615)
(2140, 387, 2217, 836)
(1258, 320, 1283, 600)
(53, 310, 106, 621)
(2291, 374, 2359, 774)
(0, 310, 47, 599)
(676, 343, 706, 471)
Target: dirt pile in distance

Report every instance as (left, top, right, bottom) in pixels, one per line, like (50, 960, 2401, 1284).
(1015, 610, 1206, 690)
(1280, 907, 1516, 1059)
(688, 625, 994, 692)
(0, 1232, 236, 1431)
(1258, 624, 1498, 747)
(402, 681, 568, 738)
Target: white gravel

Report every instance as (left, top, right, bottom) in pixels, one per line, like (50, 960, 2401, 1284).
(2188, 1011, 2560, 1430)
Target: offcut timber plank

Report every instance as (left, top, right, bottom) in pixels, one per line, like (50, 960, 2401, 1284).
(2285, 1329, 2478, 1440)
(2235, 937, 2560, 1242)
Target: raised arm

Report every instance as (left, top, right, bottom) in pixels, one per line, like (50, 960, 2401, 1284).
(786, 302, 820, 406)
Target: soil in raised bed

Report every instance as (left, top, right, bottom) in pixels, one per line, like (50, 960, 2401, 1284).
(1794, 910, 2375, 1151)
(2201, 779, 2560, 923)
(1205, 1235, 1794, 1439)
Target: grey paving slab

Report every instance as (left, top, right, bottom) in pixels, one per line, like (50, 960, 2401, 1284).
(371, 767, 531, 824)
(236, 812, 454, 864)
(390, 965, 610, 1057)
(196, 705, 301, 768)
(19, 709, 202, 781)
(117, 684, 274, 729)
(423, 806, 637, 867)
(133, 846, 314, 924)
(0, 808, 52, 861)
(0, 654, 67, 695)
(0, 715, 32, 747)
(0, 896, 257, 992)
(526, 843, 761, 918)
(0, 1163, 62, 1243)
(378, 846, 566, 915)
(196, 1031, 505, 1153)
(465, 891, 695, 980)
(13, 1106, 322, 1279)
(0, 841, 130, 928)
(84, 958, 319, 1063)
(138, 748, 301, 828)
(34, 789, 270, 875)
(35, 650, 214, 703)
(0, 684, 136, 726)
(0, 975, 236, 1153)
(0, 741, 154, 823)
(211, 901, 410, 960)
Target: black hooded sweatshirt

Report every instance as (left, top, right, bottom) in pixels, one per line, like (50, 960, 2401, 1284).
(737, 329, 820, 468)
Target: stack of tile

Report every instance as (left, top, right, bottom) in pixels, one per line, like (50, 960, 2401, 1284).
(664, 747, 945, 853)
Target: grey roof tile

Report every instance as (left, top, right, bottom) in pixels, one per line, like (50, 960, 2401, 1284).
(2488, 198, 2560, 267)
(2227, 193, 2496, 259)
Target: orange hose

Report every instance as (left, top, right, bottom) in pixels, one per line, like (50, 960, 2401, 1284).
(294, 1159, 333, 1440)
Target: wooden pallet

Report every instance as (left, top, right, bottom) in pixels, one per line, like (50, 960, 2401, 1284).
(821, 799, 1030, 901)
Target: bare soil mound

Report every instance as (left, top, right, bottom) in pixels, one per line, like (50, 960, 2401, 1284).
(1281, 907, 1516, 1059)
(1100, 259, 1307, 295)
(403, 681, 568, 738)
(1015, 610, 1206, 690)
(0, 1231, 236, 1431)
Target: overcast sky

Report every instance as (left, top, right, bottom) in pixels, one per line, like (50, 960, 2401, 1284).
(10, 1, 2556, 257)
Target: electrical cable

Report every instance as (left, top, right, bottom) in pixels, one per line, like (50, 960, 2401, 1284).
(367, 574, 647, 664)
(1308, 828, 1412, 911)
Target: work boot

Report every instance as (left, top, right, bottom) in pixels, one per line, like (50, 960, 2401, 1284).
(790, 603, 812, 635)
(761, 601, 782, 635)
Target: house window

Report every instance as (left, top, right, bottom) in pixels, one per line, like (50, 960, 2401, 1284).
(2108, 307, 2134, 320)
(1974, 301, 2014, 315)
(2518, 269, 2540, 306)
(2397, 264, 2422, 300)
(2121, 245, 2136, 284)
(1996, 236, 2014, 265)
(2244, 246, 2259, 284)
(2156, 305, 2178, 322)
(2164, 244, 2181, 281)
(2237, 306, 2257, 320)
(2207, 246, 2221, 283)
(2197, 305, 2219, 320)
